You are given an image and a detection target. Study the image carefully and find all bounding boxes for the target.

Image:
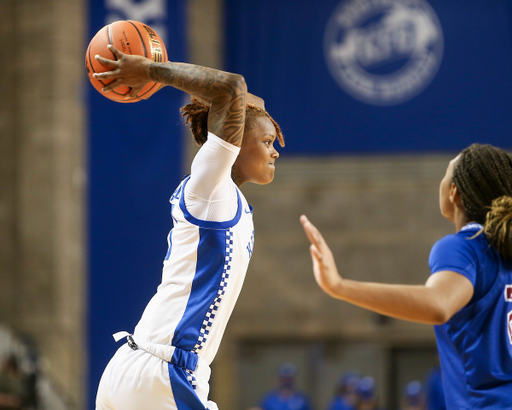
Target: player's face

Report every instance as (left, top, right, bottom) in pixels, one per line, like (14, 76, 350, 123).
(439, 155, 460, 222)
(233, 117, 279, 186)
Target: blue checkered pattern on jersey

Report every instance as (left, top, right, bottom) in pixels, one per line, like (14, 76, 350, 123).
(186, 369, 197, 390)
(192, 229, 234, 354)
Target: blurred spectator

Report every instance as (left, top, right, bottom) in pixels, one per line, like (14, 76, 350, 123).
(0, 355, 26, 410)
(355, 377, 382, 410)
(401, 381, 425, 410)
(327, 372, 360, 410)
(0, 324, 70, 410)
(425, 365, 445, 410)
(260, 363, 312, 410)
(20, 340, 38, 410)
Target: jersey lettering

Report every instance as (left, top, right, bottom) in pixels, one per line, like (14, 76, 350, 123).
(505, 287, 512, 345)
(246, 230, 254, 258)
(508, 310, 512, 345)
(170, 184, 183, 202)
(505, 285, 512, 302)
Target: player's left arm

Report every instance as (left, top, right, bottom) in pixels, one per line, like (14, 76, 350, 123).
(300, 215, 474, 325)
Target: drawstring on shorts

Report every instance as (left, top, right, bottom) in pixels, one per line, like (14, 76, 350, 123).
(113, 331, 198, 372)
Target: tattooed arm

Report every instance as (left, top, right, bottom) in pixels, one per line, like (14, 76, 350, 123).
(94, 45, 247, 147)
(192, 92, 265, 110)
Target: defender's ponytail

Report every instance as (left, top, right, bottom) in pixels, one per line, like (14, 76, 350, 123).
(484, 196, 512, 260)
(452, 143, 512, 259)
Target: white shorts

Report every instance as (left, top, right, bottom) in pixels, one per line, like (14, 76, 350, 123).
(96, 339, 218, 410)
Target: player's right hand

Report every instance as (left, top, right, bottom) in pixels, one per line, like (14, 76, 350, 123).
(93, 45, 152, 99)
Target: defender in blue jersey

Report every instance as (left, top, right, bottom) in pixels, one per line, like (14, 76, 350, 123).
(301, 143, 512, 409)
(93, 46, 284, 410)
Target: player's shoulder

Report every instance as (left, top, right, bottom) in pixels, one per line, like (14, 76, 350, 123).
(432, 232, 470, 253)
(433, 224, 487, 253)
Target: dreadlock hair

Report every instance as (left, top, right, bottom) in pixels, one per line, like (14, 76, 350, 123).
(452, 143, 512, 259)
(180, 97, 285, 147)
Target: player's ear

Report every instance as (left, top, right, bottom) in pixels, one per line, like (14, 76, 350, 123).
(449, 183, 464, 209)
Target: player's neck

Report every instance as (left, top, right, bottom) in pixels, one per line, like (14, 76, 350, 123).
(453, 209, 472, 232)
(231, 168, 246, 187)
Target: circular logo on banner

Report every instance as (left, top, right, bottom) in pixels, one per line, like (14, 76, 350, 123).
(324, 0, 444, 106)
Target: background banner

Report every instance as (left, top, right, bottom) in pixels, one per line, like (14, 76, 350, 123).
(87, 0, 185, 407)
(225, 0, 512, 154)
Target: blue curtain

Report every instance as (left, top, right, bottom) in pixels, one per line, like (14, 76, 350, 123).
(225, 0, 512, 154)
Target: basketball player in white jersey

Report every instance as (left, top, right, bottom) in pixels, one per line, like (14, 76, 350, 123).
(92, 45, 285, 410)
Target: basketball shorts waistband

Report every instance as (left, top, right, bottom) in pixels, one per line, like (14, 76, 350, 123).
(113, 331, 199, 372)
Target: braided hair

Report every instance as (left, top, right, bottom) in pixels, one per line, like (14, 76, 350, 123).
(452, 143, 512, 259)
(180, 97, 285, 147)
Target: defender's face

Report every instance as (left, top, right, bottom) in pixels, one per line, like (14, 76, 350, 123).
(439, 155, 459, 222)
(233, 117, 279, 186)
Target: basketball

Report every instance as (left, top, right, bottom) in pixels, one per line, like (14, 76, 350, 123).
(85, 20, 168, 103)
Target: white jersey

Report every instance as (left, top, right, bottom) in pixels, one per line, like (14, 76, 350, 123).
(97, 133, 253, 410)
(133, 135, 255, 366)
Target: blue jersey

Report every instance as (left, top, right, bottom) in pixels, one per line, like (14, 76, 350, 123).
(260, 390, 311, 410)
(429, 223, 512, 409)
(327, 396, 355, 410)
(425, 366, 445, 410)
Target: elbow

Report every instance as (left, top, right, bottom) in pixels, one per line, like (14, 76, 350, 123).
(236, 74, 247, 93)
(428, 307, 453, 325)
(429, 313, 449, 325)
(226, 73, 247, 99)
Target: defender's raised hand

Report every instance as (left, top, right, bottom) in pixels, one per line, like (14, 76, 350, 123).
(300, 215, 343, 297)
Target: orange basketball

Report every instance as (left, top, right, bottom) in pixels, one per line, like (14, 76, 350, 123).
(85, 20, 168, 103)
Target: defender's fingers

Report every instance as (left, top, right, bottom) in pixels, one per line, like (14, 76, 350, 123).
(310, 246, 320, 270)
(300, 215, 316, 241)
(310, 247, 324, 285)
(301, 215, 324, 248)
(95, 54, 118, 68)
(301, 215, 320, 237)
(302, 220, 317, 246)
(310, 244, 323, 262)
